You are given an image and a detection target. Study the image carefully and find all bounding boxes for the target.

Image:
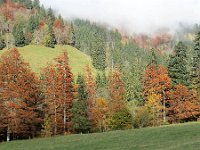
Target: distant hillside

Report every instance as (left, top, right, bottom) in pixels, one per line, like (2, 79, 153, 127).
(1, 122, 200, 150)
(0, 45, 96, 76)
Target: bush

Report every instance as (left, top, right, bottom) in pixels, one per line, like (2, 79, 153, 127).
(133, 106, 152, 128)
(109, 108, 132, 130)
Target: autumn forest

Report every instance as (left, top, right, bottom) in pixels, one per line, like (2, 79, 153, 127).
(0, 0, 199, 143)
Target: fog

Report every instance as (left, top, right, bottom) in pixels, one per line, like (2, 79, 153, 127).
(40, 0, 200, 34)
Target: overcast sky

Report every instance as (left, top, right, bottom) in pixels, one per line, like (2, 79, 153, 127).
(40, 0, 200, 34)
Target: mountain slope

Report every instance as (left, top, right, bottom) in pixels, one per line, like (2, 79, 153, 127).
(0, 45, 96, 76)
(1, 122, 200, 150)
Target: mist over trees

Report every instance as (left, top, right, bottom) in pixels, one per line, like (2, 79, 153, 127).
(0, 0, 199, 142)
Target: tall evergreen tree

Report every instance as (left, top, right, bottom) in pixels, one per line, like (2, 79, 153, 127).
(91, 29, 106, 71)
(12, 24, 26, 47)
(72, 74, 90, 133)
(46, 8, 55, 28)
(149, 48, 158, 67)
(68, 23, 75, 46)
(168, 42, 190, 87)
(44, 27, 56, 48)
(192, 31, 200, 96)
(33, 0, 40, 9)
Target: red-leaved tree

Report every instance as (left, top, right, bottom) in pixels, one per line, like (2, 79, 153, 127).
(0, 48, 41, 141)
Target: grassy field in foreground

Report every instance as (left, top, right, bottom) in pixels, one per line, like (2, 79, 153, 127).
(0, 45, 95, 76)
(1, 122, 200, 150)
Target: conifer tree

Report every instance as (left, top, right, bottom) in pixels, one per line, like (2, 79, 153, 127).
(69, 23, 75, 46)
(0, 48, 41, 141)
(84, 65, 96, 128)
(72, 74, 90, 133)
(41, 65, 62, 135)
(44, 27, 56, 48)
(12, 24, 26, 47)
(55, 51, 74, 134)
(108, 70, 126, 112)
(168, 42, 190, 87)
(192, 31, 200, 96)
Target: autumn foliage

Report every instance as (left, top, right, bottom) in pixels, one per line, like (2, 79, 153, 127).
(144, 64, 171, 122)
(108, 70, 126, 112)
(167, 84, 200, 123)
(0, 48, 41, 140)
(42, 51, 74, 135)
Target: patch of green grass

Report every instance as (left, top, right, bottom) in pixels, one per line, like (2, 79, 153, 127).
(1, 122, 200, 150)
(0, 45, 96, 76)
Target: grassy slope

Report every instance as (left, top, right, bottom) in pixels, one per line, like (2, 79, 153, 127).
(1, 122, 200, 150)
(0, 45, 95, 76)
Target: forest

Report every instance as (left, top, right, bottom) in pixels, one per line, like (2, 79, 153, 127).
(0, 0, 199, 142)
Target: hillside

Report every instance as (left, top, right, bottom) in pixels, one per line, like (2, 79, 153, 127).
(0, 122, 200, 150)
(0, 45, 96, 76)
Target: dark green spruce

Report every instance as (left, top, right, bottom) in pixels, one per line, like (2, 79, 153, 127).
(168, 41, 190, 87)
(72, 74, 91, 133)
(192, 31, 200, 95)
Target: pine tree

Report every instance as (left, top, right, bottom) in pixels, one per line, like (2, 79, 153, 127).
(12, 24, 26, 47)
(168, 41, 190, 87)
(149, 48, 158, 67)
(44, 27, 56, 48)
(192, 31, 200, 96)
(68, 23, 75, 46)
(91, 29, 106, 71)
(46, 8, 55, 28)
(96, 72, 108, 98)
(33, 0, 40, 9)
(72, 74, 90, 133)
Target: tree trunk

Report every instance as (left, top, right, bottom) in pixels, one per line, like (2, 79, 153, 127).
(7, 127, 10, 142)
(54, 105, 57, 135)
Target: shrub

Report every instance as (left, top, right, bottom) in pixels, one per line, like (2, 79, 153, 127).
(133, 106, 152, 128)
(109, 108, 132, 130)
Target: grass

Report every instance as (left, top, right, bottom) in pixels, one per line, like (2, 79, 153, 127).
(0, 45, 96, 76)
(1, 122, 200, 150)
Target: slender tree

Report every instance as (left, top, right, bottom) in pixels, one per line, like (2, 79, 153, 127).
(108, 70, 126, 112)
(12, 23, 26, 47)
(144, 65, 171, 122)
(168, 42, 190, 87)
(192, 31, 200, 96)
(55, 51, 74, 134)
(72, 74, 90, 133)
(41, 65, 62, 135)
(84, 64, 96, 129)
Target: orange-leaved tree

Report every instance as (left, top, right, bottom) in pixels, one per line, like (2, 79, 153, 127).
(91, 97, 110, 132)
(84, 64, 96, 129)
(144, 64, 171, 122)
(108, 70, 126, 112)
(41, 64, 62, 135)
(167, 84, 200, 123)
(0, 48, 41, 141)
(55, 51, 74, 134)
